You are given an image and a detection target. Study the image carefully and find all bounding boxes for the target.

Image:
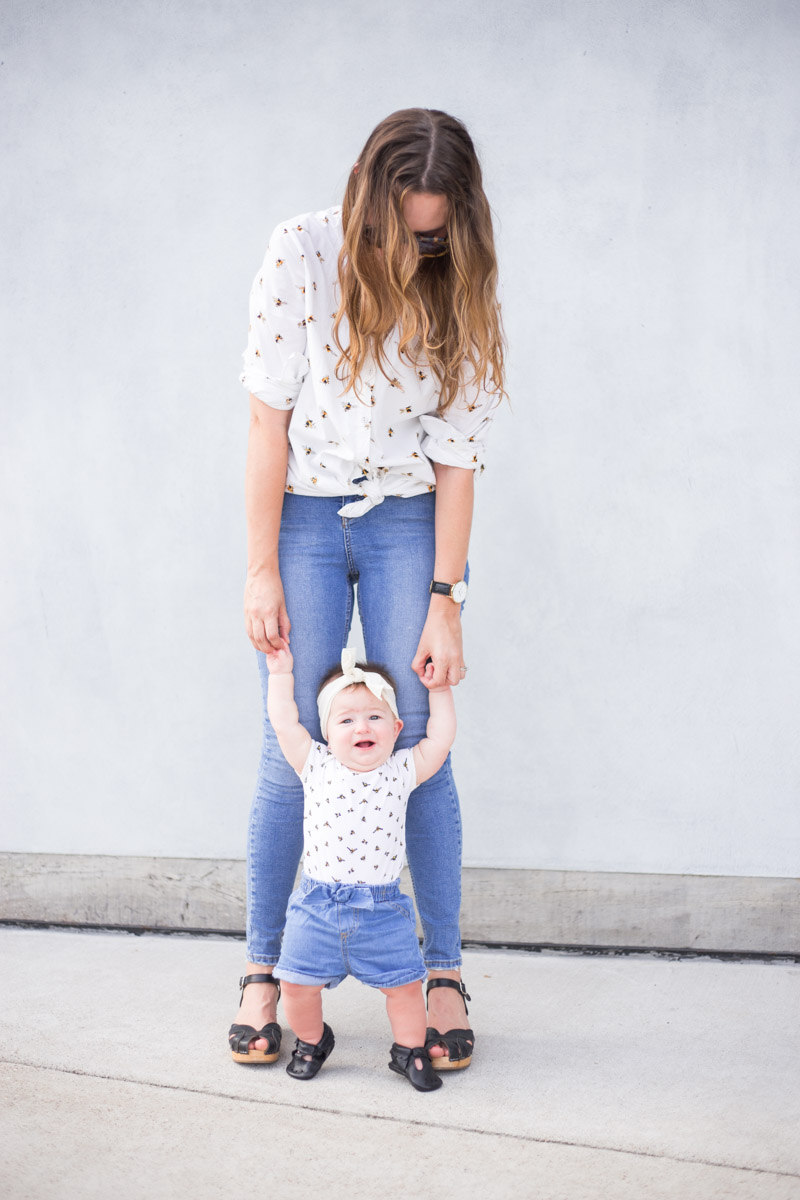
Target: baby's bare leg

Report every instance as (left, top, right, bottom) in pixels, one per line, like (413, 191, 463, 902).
(381, 981, 427, 1049)
(281, 981, 325, 1057)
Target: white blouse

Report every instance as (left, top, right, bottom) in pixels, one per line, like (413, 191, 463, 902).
(240, 207, 501, 518)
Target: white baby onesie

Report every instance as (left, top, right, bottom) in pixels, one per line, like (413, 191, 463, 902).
(298, 742, 417, 885)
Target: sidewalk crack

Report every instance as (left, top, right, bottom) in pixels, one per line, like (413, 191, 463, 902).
(2, 1058, 797, 1183)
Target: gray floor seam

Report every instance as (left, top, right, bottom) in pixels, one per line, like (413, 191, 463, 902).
(2, 1057, 797, 1182)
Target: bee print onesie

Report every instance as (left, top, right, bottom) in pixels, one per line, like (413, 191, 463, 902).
(298, 741, 417, 885)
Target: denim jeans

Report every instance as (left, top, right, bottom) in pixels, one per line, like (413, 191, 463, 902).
(246, 491, 463, 970)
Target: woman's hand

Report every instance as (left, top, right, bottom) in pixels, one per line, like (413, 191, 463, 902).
(244, 567, 291, 653)
(411, 600, 465, 689)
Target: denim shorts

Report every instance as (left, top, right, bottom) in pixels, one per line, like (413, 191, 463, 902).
(273, 875, 426, 990)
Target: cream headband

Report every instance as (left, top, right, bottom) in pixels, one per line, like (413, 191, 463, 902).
(317, 648, 399, 740)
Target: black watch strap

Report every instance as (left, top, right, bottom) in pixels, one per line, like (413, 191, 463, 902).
(429, 580, 455, 598)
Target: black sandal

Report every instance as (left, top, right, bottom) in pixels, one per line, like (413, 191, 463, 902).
(286, 1022, 335, 1080)
(424, 978, 474, 1071)
(389, 1043, 442, 1092)
(228, 973, 282, 1064)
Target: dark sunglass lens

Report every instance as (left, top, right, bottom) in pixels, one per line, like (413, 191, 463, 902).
(416, 234, 450, 258)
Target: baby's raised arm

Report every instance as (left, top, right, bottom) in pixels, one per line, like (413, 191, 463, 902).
(265, 646, 312, 774)
(412, 683, 457, 785)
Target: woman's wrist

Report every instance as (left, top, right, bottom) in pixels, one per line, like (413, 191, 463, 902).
(427, 593, 462, 620)
(247, 556, 281, 578)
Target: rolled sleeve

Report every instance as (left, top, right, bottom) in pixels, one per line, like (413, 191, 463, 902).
(239, 223, 310, 410)
(419, 377, 502, 472)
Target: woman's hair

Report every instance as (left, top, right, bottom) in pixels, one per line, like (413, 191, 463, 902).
(316, 660, 398, 699)
(332, 108, 506, 413)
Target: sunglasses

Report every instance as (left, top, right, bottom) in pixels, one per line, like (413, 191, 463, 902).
(416, 232, 450, 259)
(363, 226, 450, 259)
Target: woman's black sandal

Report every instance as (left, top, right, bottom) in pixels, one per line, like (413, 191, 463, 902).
(389, 1043, 442, 1091)
(425, 978, 474, 1071)
(228, 973, 282, 1064)
(286, 1022, 335, 1080)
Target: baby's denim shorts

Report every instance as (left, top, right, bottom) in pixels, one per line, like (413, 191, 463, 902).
(273, 875, 426, 990)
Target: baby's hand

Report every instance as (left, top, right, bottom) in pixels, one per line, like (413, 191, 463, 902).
(423, 660, 452, 693)
(265, 644, 294, 675)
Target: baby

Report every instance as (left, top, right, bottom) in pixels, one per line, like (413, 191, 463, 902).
(266, 645, 456, 1092)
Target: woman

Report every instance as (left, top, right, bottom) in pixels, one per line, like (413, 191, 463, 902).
(229, 108, 505, 1072)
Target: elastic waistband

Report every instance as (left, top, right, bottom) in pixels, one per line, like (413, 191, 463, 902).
(300, 874, 401, 903)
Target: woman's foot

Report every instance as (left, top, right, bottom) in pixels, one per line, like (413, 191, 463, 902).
(234, 964, 279, 1053)
(425, 970, 474, 1066)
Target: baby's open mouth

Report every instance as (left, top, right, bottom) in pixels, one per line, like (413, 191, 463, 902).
(355, 740, 375, 749)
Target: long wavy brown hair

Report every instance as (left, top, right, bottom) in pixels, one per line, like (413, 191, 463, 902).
(332, 108, 506, 413)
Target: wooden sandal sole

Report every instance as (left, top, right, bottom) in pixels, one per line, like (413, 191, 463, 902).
(230, 1049, 280, 1064)
(431, 1054, 472, 1071)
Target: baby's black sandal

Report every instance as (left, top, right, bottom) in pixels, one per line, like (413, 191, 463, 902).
(388, 1043, 443, 1092)
(228, 974, 282, 1064)
(425, 977, 474, 1071)
(286, 1022, 335, 1080)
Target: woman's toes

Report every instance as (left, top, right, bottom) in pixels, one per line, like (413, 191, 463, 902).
(428, 1041, 446, 1058)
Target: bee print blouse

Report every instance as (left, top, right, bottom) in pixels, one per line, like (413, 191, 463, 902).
(240, 207, 501, 518)
(298, 741, 417, 885)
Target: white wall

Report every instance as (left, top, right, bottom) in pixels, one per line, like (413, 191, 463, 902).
(2, 0, 798, 875)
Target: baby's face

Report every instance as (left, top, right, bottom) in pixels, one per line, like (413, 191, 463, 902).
(325, 684, 403, 773)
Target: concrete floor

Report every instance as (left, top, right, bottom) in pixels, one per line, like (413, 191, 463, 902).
(0, 926, 798, 1199)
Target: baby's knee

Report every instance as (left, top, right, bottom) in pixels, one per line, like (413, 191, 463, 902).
(281, 981, 325, 999)
(380, 981, 423, 999)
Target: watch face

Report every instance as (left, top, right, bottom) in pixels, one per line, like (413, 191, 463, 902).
(452, 581, 468, 603)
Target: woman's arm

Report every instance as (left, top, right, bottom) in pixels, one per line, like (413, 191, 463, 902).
(411, 462, 474, 689)
(244, 394, 293, 652)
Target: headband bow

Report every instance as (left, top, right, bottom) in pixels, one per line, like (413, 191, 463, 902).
(317, 648, 399, 740)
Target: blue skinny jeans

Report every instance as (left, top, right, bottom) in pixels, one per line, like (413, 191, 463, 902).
(246, 491, 463, 970)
